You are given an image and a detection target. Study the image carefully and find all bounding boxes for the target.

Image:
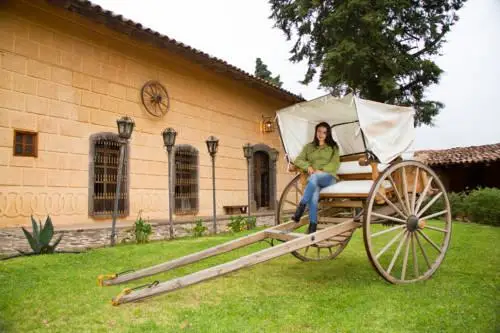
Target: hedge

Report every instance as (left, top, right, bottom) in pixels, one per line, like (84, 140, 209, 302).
(425, 187, 500, 226)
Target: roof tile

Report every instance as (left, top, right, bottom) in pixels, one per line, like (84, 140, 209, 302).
(414, 143, 500, 166)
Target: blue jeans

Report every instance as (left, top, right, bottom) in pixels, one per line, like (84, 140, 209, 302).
(300, 172, 335, 224)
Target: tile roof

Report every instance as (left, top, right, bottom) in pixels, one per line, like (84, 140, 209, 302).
(414, 143, 500, 166)
(45, 0, 305, 104)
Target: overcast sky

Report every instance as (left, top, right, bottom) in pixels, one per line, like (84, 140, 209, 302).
(91, 0, 500, 151)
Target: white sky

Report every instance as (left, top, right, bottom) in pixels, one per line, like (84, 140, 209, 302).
(91, 0, 500, 151)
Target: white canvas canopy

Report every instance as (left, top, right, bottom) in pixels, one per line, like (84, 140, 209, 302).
(275, 93, 416, 164)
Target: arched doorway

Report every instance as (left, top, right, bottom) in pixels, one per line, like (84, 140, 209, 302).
(253, 151, 270, 210)
(248, 144, 278, 212)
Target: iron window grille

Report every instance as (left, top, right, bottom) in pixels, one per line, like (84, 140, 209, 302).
(88, 133, 129, 218)
(173, 145, 199, 215)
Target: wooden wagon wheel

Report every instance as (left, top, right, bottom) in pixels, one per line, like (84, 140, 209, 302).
(140, 80, 170, 118)
(275, 173, 355, 261)
(363, 160, 452, 284)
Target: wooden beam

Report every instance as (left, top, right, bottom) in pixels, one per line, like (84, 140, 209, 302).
(102, 219, 309, 286)
(265, 230, 303, 242)
(111, 220, 359, 305)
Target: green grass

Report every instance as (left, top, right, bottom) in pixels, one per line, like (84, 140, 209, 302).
(0, 222, 499, 333)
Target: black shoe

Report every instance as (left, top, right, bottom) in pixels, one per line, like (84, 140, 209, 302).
(291, 203, 306, 222)
(307, 223, 317, 234)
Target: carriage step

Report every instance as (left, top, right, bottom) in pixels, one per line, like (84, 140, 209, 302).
(266, 230, 304, 241)
(265, 229, 352, 247)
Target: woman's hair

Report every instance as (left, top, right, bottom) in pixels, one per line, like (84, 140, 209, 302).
(312, 122, 338, 149)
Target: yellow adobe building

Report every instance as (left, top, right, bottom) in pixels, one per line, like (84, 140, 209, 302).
(0, 0, 303, 228)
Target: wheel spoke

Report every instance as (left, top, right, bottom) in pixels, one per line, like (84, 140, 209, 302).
(148, 85, 156, 97)
(419, 209, 448, 221)
(378, 190, 408, 220)
(424, 225, 449, 233)
(296, 183, 303, 196)
(284, 199, 298, 207)
(371, 212, 406, 224)
(400, 167, 412, 214)
(417, 230, 442, 253)
(401, 232, 412, 280)
(371, 224, 405, 238)
(414, 176, 434, 213)
(411, 233, 419, 277)
(317, 247, 320, 258)
(414, 232, 432, 269)
(376, 229, 405, 260)
(388, 175, 410, 216)
(387, 231, 408, 274)
(417, 192, 443, 217)
(411, 167, 419, 214)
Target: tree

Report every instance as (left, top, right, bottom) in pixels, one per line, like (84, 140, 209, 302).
(269, 0, 467, 126)
(255, 57, 284, 87)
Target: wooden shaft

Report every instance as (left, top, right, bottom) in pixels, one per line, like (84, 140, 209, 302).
(112, 220, 359, 305)
(104, 219, 308, 286)
(104, 231, 267, 286)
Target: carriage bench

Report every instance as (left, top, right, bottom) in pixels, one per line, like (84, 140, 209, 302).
(223, 205, 248, 215)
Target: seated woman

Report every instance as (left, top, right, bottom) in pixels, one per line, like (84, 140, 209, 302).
(291, 122, 341, 233)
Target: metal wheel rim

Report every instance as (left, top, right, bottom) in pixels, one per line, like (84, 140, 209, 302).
(363, 160, 452, 284)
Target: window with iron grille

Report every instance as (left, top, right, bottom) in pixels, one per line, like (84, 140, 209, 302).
(13, 130, 38, 157)
(174, 145, 199, 215)
(88, 133, 129, 218)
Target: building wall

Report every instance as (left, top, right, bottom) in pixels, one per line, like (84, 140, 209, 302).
(0, 0, 295, 227)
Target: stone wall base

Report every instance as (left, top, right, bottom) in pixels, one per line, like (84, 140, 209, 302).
(0, 215, 276, 257)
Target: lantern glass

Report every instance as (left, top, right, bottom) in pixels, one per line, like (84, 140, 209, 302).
(117, 116, 135, 139)
(243, 143, 253, 159)
(162, 128, 177, 148)
(261, 115, 274, 133)
(206, 136, 219, 156)
(269, 148, 279, 161)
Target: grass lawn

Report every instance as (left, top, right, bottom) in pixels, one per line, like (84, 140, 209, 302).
(0, 221, 499, 333)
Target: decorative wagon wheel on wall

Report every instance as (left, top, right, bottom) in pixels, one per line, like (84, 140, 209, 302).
(274, 173, 356, 261)
(363, 160, 452, 284)
(140, 80, 170, 118)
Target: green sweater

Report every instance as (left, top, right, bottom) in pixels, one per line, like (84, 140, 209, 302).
(293, 143, 341, 177)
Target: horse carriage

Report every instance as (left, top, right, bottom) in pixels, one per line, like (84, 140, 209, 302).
(98, 93, 452, 305)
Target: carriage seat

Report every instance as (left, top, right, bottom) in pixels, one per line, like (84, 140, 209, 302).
(292, 154, 394, 197)
(320, 179, 392, 195)
(321, 159, 392, 197)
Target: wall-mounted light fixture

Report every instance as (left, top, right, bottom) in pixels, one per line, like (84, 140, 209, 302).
(260, 115, 274, 133)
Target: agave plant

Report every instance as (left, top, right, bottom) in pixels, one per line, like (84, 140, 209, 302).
(19, 215, 63, 255)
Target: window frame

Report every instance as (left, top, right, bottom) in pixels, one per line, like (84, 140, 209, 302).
(13, 129, 38, 157)
(88, 132, 130, 218)
(173, 144, 200, 215)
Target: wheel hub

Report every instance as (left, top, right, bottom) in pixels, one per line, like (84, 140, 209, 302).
(406, 215, 420, 232)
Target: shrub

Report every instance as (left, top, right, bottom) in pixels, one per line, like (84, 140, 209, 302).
(422, 187, 500, 226)
(192, 218, 207, 237)
(246, 216, 257, 230)
(134, 211, 152, 244)
(465, 187, 500, 226)
(227, 215, 257, 233)
(227, 215, 246, 233)
(425, 191, 467, 220)
(20, 215, 63, 255)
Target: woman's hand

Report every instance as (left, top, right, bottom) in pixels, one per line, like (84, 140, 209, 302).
(307, 166, 315, 175)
